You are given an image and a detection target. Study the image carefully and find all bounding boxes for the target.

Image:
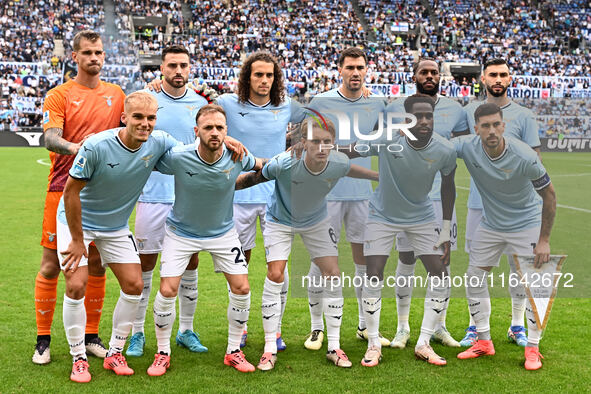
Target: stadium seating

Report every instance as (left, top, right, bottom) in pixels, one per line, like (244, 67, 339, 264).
(1, 0, 590, 130)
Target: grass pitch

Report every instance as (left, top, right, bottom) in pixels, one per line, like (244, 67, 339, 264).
(0, 147, 590, 393)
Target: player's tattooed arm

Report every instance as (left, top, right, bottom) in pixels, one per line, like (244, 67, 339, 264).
(45, 127, 89, 155)
(346, 164, 378, 182)
(235, 167, 269, 190)
(61, 176, 88, 272)
(534, 182, 556, 267)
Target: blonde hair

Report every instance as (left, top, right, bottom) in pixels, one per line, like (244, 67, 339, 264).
(124, 91, 158, 112)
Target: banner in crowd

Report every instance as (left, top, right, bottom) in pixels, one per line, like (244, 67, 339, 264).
(0, 61, 45, 74)
(513, 75, 591, 89)
(3, 74, 62, 88)
(10, 95, 39, 113)
(192, 67, 415, 85)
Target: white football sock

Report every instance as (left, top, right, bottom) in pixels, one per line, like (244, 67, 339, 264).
(323, 277, 344, 352)
(525, 300, 543, 346)
(277, 266, 289, 334)
(363, 279, 384, 349)
(227, 292, 250, 353)
(435, 266, 451, 330)
(307, 262, 324, 331)
(465, 265, 491, 340)
(153, 290, 176, 355)
(108, 290, 141, 356)
(395, 260, 415, 331)
(354, 264, 366, 329)
(261, 277, 282, 354)
(417, 275, 450, 348)
(179, 269, 198, 333)
(132, 270, 153, 335)
(508, 255, 526, 327)
(63, 295, 86, 360)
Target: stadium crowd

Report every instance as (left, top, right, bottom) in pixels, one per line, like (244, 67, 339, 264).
(1, 0, 590, 132)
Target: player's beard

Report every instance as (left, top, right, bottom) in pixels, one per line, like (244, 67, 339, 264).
(416, 80, 439, 96)
(204, 137, 223, 152)
(80, 62, 102, 76)
(165, 75, 188, 89)
(486, 83, 508, 97)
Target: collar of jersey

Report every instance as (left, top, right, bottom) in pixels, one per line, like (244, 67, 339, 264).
(405, 135, 433, 151)
(481, 138, 508, 162)
(161, 86, 188, 100)
(302, 151, 329, 176)
(195, 139, 225, 166)
(337, 89, 363, 103)
(247, 99, 271, 108)
(115, 131, 142, 153)
(500, 101, 512, 110)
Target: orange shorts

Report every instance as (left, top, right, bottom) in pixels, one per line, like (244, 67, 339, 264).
(41, 191, 62, 249)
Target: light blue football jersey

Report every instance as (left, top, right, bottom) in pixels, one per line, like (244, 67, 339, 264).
(385, 95, 467, 200)
(217, 93, 303, 204)
(453, 135, 550, 232)
(359, 133, 457, 225)
(263, 150, 351, 228)
(465, 100, 541, 209)
(138, 88, 208, 204)
(156, 142, 256, 239)
(307, 89, 387, 201)
(57, 128, 178, 231)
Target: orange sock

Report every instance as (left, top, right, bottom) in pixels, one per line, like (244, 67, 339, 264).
(85, 274, 106, 334)
(35, 272, 58, 336)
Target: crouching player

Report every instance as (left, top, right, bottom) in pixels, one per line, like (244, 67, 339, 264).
(344, 94, 457, 367)
(57, 92, 179, 382)
(253, 116, 378, 371)
(147, 105, 265, 375)
(455, 103, 556, 370)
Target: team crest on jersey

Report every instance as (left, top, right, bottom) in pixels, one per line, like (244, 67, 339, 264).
(103, 96, 113, 107)
(423, 157, 436, 169)
(46, 231, 56, 243)
(220, 165, 235, 180)
(269, 109, 281, 120)
(140, 154, 154, 168)
(43, 110, 50, 124)
(73, 156, 86, 172)
(499, 167, 513, 179)
(185, 105, 198, 115)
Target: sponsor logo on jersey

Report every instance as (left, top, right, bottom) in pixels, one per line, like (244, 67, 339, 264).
(43, 110, 50, 124)
(72, 100, 83, 106)
(73, 156, 86, 172)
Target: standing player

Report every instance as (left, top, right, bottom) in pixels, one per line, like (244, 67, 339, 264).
(454, 103, 556, 370)
(127, 45, 210, 357)
(146, 105, 264, 376)
(460, 58, 543, 347)
(34, 30, 125, 364)
(303, 47, 391, 350)
(217, 51, 303, 350)
(57, 92, 178, 382)
(256, 117, 378, 370)
(343, 95, 457, 366)
(385, 58, 468, 349)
